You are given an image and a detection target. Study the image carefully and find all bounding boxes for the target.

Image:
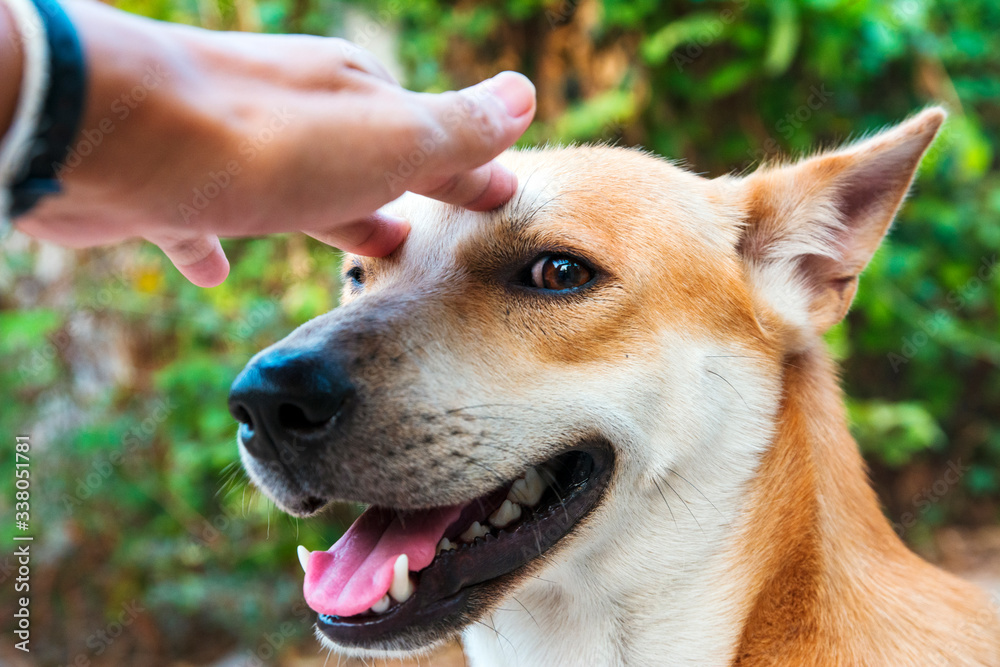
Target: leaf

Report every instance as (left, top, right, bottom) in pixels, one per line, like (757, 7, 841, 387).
(849, 399, 945, 467)
(706, 61, 757, 98)
(642, 12, 734, 65)
(763, 0, 800, 76)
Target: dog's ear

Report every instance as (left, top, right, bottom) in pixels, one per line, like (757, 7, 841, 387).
(732, 107, 945, 344)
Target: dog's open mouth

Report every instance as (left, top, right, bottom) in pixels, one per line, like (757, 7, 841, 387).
(302, 443, 613, 649)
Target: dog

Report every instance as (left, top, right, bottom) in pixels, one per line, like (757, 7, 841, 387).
(228, 107, 1000, 666)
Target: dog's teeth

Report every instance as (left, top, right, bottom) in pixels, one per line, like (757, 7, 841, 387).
(509, 466, 545, 506)
(297, 545, 310, 573)
(370, 594, 391, 614)
(489, 499, 522, 528)
(389, 554, 414, 603)
(436, 537, 456, 555)
(508, 479, 530, 505)
(459, 521, 489, 543)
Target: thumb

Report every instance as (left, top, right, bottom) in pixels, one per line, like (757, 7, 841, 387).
(149, 234, 230, 287)
(409, 71, 535, 210)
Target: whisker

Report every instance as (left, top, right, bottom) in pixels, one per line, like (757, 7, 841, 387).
(668, 467, 724, 520)
(664, 479, 703, 534)
(706, 369, 749, 410)
(651, 478, 677, 528)
(510, 596, 540, 629)
(451, 453, 507, 485)
(704, 353, 804, 371)
(477, 615, 518, 660)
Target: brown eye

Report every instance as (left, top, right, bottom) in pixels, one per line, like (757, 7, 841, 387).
(530, 255, 593, 291)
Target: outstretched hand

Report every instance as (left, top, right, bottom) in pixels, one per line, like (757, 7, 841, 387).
(9, 1, 536, 286)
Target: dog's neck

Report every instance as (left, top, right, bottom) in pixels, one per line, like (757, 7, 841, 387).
(463, 348, 994, 667)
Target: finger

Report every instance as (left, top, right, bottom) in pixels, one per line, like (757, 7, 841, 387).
(417, 160, 518, 212)
(150, 234, 231, 287)
(338, 40, 398, 85)
(409, 71, 535, 208)
(305, 210, 410, 257)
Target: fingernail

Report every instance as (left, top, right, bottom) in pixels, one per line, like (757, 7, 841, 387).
(490, 71, 535, 118)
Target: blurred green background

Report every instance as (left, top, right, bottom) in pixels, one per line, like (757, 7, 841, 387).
(1, 0, 998, 664)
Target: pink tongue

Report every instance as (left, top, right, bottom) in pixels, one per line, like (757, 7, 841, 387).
(303, 505, 464, 617)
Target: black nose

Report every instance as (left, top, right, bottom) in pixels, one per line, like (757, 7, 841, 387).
(228, 349, 353, 462)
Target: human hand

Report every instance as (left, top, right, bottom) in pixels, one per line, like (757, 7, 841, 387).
(11, 1, 536, 286)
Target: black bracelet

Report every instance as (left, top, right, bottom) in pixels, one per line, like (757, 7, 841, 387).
(8, 0, 87, 218)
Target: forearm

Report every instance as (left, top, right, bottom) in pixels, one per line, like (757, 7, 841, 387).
(0, 1, 26, 136)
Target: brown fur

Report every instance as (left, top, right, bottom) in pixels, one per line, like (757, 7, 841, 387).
(726, 109, 1000, 664)
(730, 348, 1000, 665)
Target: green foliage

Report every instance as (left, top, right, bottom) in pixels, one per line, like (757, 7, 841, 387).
(0, 238, 344, 661)
(849, 399, 946, 467)
(1, 0, 998, 662)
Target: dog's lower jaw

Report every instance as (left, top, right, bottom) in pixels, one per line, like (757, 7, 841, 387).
(460, 484, 757, 667)
(460, 440, 769, 666)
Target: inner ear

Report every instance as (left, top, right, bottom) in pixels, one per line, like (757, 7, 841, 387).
(799, 254, 859, 331)
(735, 107, 946, 341)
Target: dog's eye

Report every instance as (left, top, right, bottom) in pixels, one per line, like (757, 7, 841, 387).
(345, 265, 364, 288)
(528, 255, 593, 291)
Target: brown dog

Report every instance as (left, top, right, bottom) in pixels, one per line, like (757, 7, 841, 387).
(229, 108, 1000, 665)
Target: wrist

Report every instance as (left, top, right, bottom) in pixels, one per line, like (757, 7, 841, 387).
(28, 1, 226, 238)
(0, 2, 26, 136)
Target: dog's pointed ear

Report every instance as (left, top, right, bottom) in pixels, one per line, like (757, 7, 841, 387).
(733, 108, 945, 343)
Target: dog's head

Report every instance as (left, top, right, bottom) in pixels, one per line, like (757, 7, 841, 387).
(229, 110, 943, 657)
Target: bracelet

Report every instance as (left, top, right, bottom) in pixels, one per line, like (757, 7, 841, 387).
(0, 0, 86, 236)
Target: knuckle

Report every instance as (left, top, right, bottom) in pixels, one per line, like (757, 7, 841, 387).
(438, 90, 504, 147)
(456, 91, 504, 144)
(422, 173, 464, 201)
(166, 238, 211, 266)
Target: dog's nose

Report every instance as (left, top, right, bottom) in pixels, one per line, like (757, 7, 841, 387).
(228, 349, 353, 462)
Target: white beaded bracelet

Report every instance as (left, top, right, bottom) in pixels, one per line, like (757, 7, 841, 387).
(0, 0, 51, 236)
